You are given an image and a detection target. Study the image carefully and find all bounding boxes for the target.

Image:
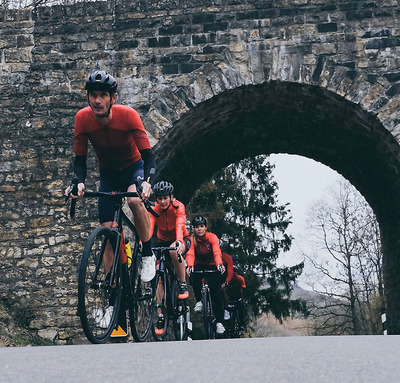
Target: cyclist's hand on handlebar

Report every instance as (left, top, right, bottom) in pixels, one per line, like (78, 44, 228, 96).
(175, 240, 185, 256)
(217, 264, 225, 274)
(187, 266, 193, 276)
(140, 181, 152, 201)
(65, 182, 85, 199)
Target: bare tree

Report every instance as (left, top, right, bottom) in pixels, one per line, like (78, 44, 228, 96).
(304, 180, 384, 335)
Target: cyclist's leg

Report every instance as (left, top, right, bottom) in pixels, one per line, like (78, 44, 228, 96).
(98, 169, 121, 274)
(207, 269, 225, 324)
(123, 161, 154, 280)
(169, 243, 186, 282)
(192, 264, 204, 301)
(125, 160, 151, 246)
(238, 299, 245, 330)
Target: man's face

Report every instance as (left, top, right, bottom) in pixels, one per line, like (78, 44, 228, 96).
(88, 90, 116, 117)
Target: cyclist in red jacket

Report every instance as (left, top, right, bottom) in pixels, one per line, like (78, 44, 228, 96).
(65, 70, 156, 283)
(186, 215, 226, 335)
(149, 181, 191, 335)
(228, 265, 247, 331)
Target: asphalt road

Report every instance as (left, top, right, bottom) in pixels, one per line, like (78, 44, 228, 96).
(1, 336, 399, 382)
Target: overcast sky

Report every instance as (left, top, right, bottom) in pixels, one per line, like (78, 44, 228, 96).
(270, 154, 342, 270)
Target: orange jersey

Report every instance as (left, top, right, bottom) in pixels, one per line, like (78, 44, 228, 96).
(149, 200, 189, 243)
(74, 105, 151, 170)
(186, 232, 222, 268)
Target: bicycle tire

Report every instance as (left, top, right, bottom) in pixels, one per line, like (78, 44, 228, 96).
(78, 226, 122, 344)
(202, 289, 215, 339)
(171, 279, 188, 341)
(129, 252, 154, 342)
(151, 271, 169, 341)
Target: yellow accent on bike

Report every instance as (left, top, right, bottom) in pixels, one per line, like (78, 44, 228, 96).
(125, 241, 132, 265)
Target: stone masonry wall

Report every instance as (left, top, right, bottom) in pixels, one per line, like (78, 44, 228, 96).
(1, 0, 400, 342)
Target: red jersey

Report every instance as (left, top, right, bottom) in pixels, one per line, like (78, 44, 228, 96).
(74, 105, 151, 170)
(221, 253, 234, 284)
(149, 200, 190, 243)
(228, 273, 246, 300)
(186, 232, 222, 268)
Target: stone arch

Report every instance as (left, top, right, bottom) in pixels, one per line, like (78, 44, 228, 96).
(153, 81, 400, 334)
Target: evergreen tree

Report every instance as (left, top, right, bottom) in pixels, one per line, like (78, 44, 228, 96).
(187, 155, 306, 321)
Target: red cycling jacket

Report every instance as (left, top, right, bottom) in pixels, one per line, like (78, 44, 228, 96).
(222, 253, 234, 284)
(149, 200, 189, 243)
(74, 105, 151, 170)
(228, 273, 246, 300)
(186, 231, 222, 268)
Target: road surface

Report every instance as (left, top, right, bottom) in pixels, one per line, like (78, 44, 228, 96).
(1, 336, 399, 382)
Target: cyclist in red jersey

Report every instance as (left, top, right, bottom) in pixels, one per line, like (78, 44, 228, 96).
(149, 181, 191, 335)
(186, 215, 226, 335)
(65, 70, 157, 283)
(220, 252, 234, 320)
(228, 265, 247, 331)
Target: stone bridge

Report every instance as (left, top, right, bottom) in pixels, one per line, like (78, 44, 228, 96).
(1, 0, 400, 341)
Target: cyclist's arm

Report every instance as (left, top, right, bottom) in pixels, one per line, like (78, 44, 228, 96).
(148, 204, 158, 238)
(208, 232, 223, 267)
(224, 254, 234, 284)
(186, 242, 195, 268)
(140, 148, 156, 187)
(174, 202, 187, 243)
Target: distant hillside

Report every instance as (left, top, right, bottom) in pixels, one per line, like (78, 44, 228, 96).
(252, 284, 325, 337)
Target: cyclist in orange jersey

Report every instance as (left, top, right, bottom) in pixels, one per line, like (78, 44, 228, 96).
(186, 215, 226, 335)
(149, 181, 191, 335)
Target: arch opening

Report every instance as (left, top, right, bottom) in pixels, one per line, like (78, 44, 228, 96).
(154, 81, 400, 334)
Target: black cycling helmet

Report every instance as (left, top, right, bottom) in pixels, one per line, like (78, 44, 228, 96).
(85, 70, 117, 94)
(192, 215, 207, 227)
(153, 181, 174, 197)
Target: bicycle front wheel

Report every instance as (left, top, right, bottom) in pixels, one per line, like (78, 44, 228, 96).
(78, 226, 121, 344)
(171, 279, 188, 341)
(202, 289, 215, 339)
(129, 253, 154, 342)
(151, 271, 169, 341)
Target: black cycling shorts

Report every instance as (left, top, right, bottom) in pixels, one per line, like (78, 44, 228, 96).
(98, 159, 144, 223)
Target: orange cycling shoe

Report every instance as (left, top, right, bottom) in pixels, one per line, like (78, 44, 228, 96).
(155, 315, 165, 335)
(178, 281, 189, 300)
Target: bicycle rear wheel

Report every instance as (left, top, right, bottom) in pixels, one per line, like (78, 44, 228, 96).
(129, 253, 154, 342)
(171, 279, 188, 341)
(78, 226, 121, 344)
(151, 272, 169, 341)
(202, 289, 216, 339)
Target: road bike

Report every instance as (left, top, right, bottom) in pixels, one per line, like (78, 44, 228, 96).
(225, 298, 244, 338)
(151, 246, 190, 341)
(191, 269, 220, 339)
(66, 182, 159, 344)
